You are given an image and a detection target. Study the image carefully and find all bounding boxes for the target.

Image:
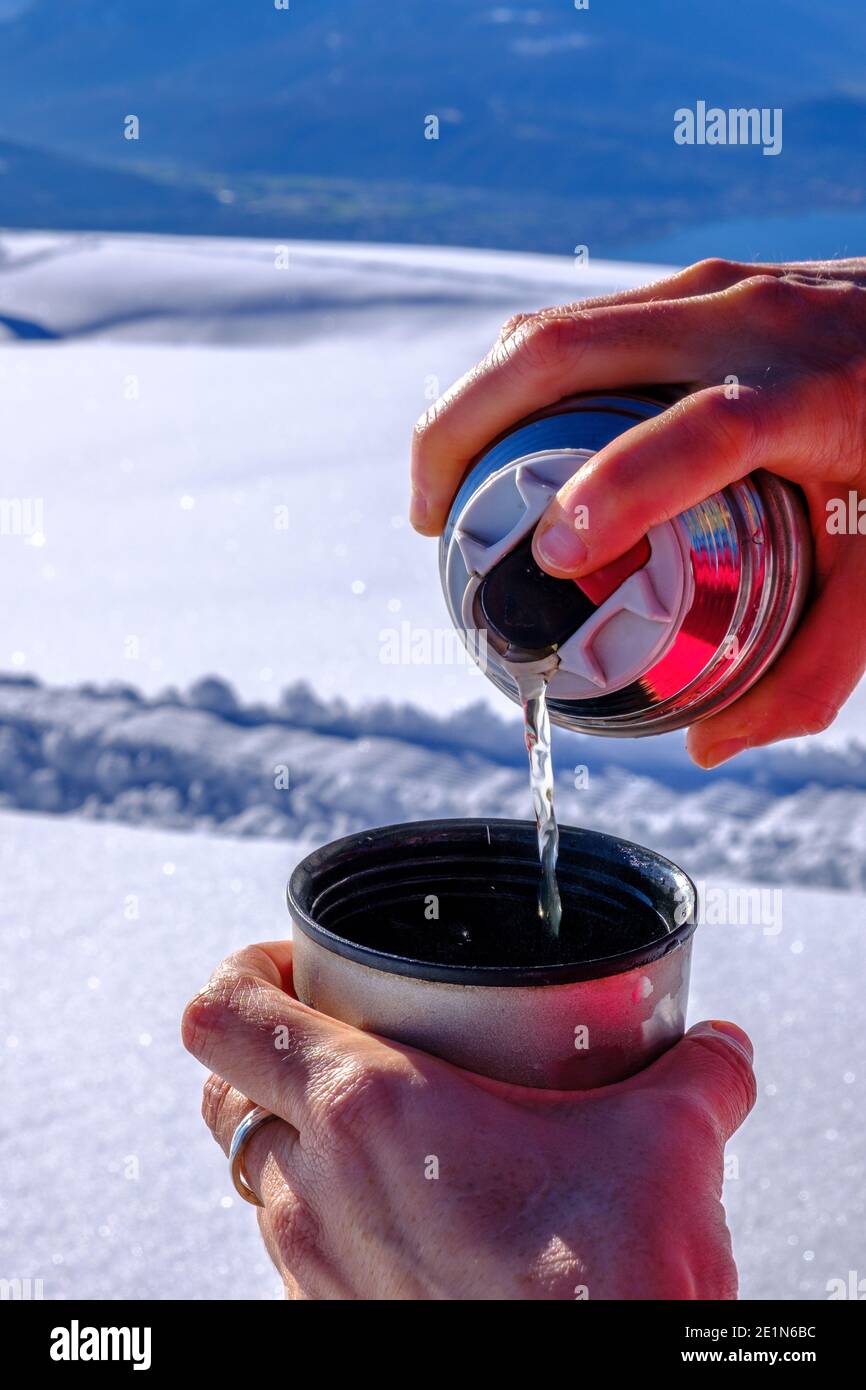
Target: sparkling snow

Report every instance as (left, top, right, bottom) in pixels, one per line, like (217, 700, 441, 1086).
(0, 811, 863, 1301)
(1, 231, 864, 1301)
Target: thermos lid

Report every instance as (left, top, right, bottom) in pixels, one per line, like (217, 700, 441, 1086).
(452, 449, 694, 700)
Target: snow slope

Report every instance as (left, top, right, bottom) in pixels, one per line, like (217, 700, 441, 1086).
(0, 232, 668, 718)
(2, 674, 866, 891)
(1, 229, 863, 749)
(0, 231, 863, 1300)
(0, 810, 862, 1302)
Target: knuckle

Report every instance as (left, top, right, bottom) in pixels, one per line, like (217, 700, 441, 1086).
(316, 1062, 409, 1150)
(498, 310, 533, 341)
(689, 387, 761, 464)
(684, 256, 740, 289)
(693, 386, 742, 436)
(737, 271, 794, 314)
(181, 989, 218, 1061)
(505, 311, 591, 375)
(201, 1072, 234, 1132)
(269, 1195, 322, 1272)
(214, 968, 262, 1021)
(181, 969, 262, 1065)
(745, 271, 786, 296)
(687, 1034, 758, 1121)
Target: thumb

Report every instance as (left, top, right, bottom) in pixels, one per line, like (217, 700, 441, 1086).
(632, 1019, 757, 1144)
(531, 386, 764, 578)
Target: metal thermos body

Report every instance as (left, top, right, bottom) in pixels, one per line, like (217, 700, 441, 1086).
(439, 392, 812, 736)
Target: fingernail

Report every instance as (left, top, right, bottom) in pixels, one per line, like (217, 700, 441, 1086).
(694, 736, 748, 769)
(688, 1020, 754, 1068)
(534, 520, 588, 573)
(707, 1020, 754, 1064)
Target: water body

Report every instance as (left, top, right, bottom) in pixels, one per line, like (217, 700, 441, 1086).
(620, 209, 866, 267)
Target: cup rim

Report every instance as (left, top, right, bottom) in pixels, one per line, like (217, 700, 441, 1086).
(287, 818, 698, 987)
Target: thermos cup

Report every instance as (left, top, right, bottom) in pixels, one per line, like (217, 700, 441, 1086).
(288, 820, 697, 1090)
(440, 391, 812, 736)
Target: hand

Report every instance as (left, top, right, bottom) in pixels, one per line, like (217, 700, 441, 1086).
(410, 258, 866, 766)
(183, 940, 755, 1301)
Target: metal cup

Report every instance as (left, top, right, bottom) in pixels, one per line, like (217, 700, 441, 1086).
(288, 819, 697, 1089)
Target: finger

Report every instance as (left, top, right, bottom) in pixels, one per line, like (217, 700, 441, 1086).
(531, 382, 794, 577)
(257, 1205, 345, 1301)
(203, 1073, 298, 1158)
(184, 942, 412, 1131)
(182, 940, 399, 1132)
(202, 1074, 301, 1207)
(632, 1019, 757, 1145)
(495, 257, 763, 344)
(687, 541, 866, 765)
(411, 292, 736, 535)
(256, 1207, 310, 1298)
(203, 938, 295, 991)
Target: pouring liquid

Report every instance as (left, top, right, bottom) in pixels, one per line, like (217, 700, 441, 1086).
(515, 670, 562, 935)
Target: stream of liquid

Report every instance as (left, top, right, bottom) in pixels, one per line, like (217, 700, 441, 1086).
(515, 671, 562, 935)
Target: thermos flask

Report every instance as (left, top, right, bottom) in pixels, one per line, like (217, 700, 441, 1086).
(439, 392, 812, 736)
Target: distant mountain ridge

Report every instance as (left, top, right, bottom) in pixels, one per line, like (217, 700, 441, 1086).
(1, 2, 865, 252)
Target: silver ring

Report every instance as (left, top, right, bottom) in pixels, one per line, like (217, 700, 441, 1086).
(229, 1105, 278, 1207)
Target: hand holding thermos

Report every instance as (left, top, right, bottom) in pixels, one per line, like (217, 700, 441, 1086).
(413, 257, 866, 765)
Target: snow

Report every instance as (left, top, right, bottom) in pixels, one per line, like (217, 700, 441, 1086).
(0, 229, 864, 1300)
(0, 232, 651, 715)
(0, 812, 290, 1301)
(0, 809, 862, 1302)
(3, 674, 866, 890)
(2, 228, 862, 748)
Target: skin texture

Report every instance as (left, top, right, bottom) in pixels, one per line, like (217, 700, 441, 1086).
(183, 941, 756, 1301)
(410, 257, 866, 767)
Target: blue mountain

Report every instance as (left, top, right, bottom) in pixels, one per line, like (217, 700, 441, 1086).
(0, 1, 864, 253)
